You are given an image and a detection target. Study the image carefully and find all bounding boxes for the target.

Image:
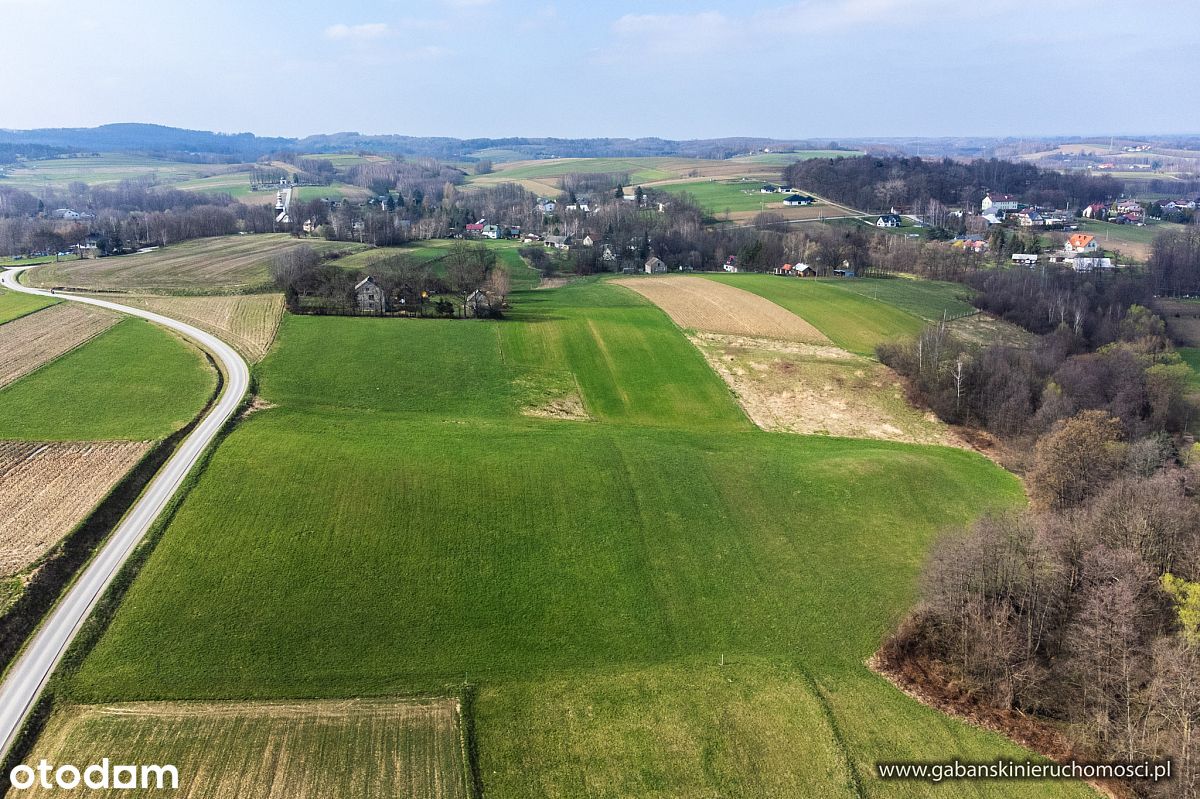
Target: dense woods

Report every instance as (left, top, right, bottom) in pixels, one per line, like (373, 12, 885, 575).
(880, 264, 1200, 797)
(784, 156, 1121, 213)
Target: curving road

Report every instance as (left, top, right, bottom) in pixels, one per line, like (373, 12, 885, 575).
(0, 265, 249, 760)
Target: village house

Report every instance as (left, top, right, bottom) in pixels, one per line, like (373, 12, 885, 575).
(544, 234, 572, 250)
(465, 220, 485, 237)
(1012, 253, 1040, 267)
(1016, 209, 1043, 227)
(723, 255, 739, 273)
(644, 256, 667, 274)
(536, 198, 557, 214)
(876, 214, 902, 228)
(465, 289, 492, 317)
(784, 194, 815, 206)
(760, 184, 781, 194)
(981, 193, 1019, 213)
(1065, 233, 1099, 254)
(482, 224, 502, 240)
(581, 233, 600, 247)
(355, 276, 387, 313)
(1082, 202, 1108, 220)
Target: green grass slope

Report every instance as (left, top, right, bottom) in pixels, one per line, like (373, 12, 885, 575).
(67, 281, 1091, 798)
(0, 318, 215, 440)
(706, 273, 927, 355)
(0, 286, 57, 325)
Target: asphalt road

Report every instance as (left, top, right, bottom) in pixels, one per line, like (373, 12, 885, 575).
(0, 266, 249, 759)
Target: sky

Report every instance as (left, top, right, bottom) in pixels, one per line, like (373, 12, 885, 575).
(1, 0, 1197, 140)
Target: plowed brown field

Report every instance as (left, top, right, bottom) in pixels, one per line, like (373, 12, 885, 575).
(614, 276, 829, 343)
(0, 304, 118, 389)
(113, 293, 284, 362)
(0, 440, 149, 576)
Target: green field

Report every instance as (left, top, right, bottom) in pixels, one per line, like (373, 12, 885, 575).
(0, 318, 214, 440)
(827, 276, 977, 321)
(333, 239, 541, 292)
(705, 274, 927, 355)
(731, 150, 865, 165)
(0, 286, 57, 324)
(1076, 218, 1184, 247)
(1180, 347, 1200, 389)
(0, 153, 221, 191)
(59, 277, 1095, 797)
(660, 180, 816, 213)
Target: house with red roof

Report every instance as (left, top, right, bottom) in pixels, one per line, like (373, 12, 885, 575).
(1065, 233, 1099, 254)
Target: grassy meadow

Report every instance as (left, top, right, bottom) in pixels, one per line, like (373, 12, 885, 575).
(0, 287, 57, 325)
(57, 276, 1097, 797)
(827, 276, 977, 321)
(0, 154, 219, 192)
(0, 318, 214, 441)
(705, 274, 927, 355)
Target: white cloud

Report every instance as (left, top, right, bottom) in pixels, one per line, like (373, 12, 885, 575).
(324, 22, 391, 40)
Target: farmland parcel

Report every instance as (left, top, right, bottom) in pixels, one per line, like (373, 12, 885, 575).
(0, 441, 150, 577)
(60, 280, 1093, 798)
(0, 304, 118, 389)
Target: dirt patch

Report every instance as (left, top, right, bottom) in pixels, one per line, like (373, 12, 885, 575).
(109, 293, 284, 362)
(516, 372, 591, 421)
(0, 303, 119, 388)
(691, 332, 962, 446)
(0, 440, 150, 576)
(535, 276, 571, 290)
(238, 396, 278, 420)
(614, 276, 829, 344)
(944, 313, 1036, 349)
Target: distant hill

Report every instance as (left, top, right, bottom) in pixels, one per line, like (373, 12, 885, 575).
(0, 124, 848, 162)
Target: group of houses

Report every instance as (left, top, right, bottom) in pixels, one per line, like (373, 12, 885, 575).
(978, 193, 1071, 228)
(352, 275, 495, 317)
(1082, 199, 1152, 226)
(1010, 232, 1126, 273)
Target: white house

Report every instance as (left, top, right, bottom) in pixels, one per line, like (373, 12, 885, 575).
(1065, 233, 1099, 254)
(981, 193, 1019, 213)
(876, 214, 902, 228)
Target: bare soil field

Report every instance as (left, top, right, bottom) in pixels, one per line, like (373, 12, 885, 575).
(27, 235, 361, 294)
(614, 276, 830, 343)
(691, 332, 959, 446)
(0, 440, 149, 576)
(110, 293, 285, 362)
(20, 698, 469, 798)
(0, 304, 118, 388)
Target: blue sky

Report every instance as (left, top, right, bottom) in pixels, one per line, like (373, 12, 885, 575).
(2, 0, 1196, 139)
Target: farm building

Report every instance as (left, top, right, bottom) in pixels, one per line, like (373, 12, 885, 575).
(355, 276, 387, 313)
(644, 257, 667, 274)
(773, 263, 815, 277)
(1012, 253, 1040, 267)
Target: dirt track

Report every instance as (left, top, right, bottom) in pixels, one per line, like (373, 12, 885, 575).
(0, 304, 118, 388)
(0, 440, 150, 576)
(614, 276, 829, 343)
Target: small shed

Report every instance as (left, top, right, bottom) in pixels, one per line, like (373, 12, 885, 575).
(355, 276, 387, 313)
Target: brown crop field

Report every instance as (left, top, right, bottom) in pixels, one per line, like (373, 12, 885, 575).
(691, 332, 960, 446)
(614, 275, 830, 343)
(19, 698, 469, 799)
(0, 304, 119, 388)
(0, 440, 149, 576)
(27, 235, 367, 294)
(111, 294, 285, 362)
